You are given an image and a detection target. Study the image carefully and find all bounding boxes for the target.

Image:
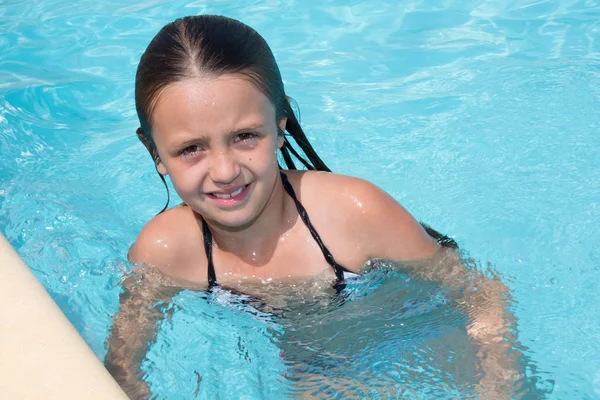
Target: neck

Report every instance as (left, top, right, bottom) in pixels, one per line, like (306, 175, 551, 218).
(198, 173, 295, 265)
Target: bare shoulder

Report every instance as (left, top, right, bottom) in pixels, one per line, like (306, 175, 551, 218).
(286, 170, 438, 264)
(287, 170, 397, 221)
(285, 169, 370, 198)
(128, 205, 205, 279)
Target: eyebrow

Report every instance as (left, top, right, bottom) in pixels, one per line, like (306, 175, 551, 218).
(227, 122, 267, 136)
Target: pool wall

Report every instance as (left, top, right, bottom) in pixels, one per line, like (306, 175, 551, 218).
(0, 232, 127, 399)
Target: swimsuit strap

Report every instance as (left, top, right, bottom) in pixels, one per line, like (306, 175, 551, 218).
(201, 217, 217, 289)
(280, 172, 348, 288)
(201, 172, 348, 292)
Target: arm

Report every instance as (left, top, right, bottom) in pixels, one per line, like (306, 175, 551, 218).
(105, 266, 182, 399)
(105, 273, 159, 398)
(105, 221, 186, 399)
(409, 248, 522, 398)
(345, 179, 522, 397)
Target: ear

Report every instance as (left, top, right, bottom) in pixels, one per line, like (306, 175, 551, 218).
(156, 159, 168, 176)
(277, 117, 287, 149)
(137, 128, 168, 176)
(137, 128, 155, 157)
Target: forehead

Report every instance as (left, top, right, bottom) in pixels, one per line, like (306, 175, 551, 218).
(150, 74, 276, 140)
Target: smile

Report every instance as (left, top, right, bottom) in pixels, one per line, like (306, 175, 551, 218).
(206, 183, 252, 206)
(212, 185, 245, 199)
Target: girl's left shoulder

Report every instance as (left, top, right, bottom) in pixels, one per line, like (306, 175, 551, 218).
(286, 170, 438, 263)
(288, 170, 395, 215)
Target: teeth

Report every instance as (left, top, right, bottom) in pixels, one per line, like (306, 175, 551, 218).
(231, 186, 244, 197)
(213, 185, 245, 199)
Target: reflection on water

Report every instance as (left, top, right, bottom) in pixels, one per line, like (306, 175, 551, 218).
(2, 0, 598, 397)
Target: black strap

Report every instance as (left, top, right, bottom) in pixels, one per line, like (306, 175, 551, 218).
(201, 217, 217, 289)
(201, 172, 348, 292)
(280, 172, 348, 289)
(200, 172, 456, 295)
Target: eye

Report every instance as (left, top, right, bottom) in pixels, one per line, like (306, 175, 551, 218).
(179, 144, 204, 158)
(234, 132, 258, 143)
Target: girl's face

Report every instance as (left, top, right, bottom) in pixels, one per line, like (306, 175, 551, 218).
(149, 74, 286, 228)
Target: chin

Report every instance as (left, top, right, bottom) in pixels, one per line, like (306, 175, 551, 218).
(201, 207, 259, 231)
(215, 215, 258, 232)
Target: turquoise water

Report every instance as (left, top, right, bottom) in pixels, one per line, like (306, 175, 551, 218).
(1, 0, 599, 398)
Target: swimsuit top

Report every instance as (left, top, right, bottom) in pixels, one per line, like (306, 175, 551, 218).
(200, 171, 352, 293)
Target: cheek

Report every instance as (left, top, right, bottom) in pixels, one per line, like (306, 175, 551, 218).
(167, 174, 189, 196)
(249, 140, 278, 167)
(168, 164, 202, 192)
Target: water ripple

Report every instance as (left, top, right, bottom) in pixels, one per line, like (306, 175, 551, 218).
(1, 0, 599, 398)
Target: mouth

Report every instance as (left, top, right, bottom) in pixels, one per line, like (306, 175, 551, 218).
(206, 183, 252, 206)
(209, 184, 247, 199)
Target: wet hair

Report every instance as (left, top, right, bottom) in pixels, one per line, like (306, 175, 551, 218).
(134, 15, 457, 248)
(135, 15, 329, 212)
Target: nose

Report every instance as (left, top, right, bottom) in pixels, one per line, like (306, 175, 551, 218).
(209, 150, 240, 184)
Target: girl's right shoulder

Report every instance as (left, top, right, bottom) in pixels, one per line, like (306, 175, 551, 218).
(128, 205, 206, 277)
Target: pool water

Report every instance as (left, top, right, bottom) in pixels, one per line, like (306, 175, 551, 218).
(1, 0, 599, 398)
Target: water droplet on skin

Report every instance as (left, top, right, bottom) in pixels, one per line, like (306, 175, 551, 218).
(350, 195, 364, 212)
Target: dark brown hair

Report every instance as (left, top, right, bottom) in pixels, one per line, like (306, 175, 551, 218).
(135, 15, 330, 212)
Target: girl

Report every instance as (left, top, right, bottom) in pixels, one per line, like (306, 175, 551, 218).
(105, 15, 521, 399)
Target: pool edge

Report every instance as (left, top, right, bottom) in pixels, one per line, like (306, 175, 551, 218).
(0, 232, 128, 399)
